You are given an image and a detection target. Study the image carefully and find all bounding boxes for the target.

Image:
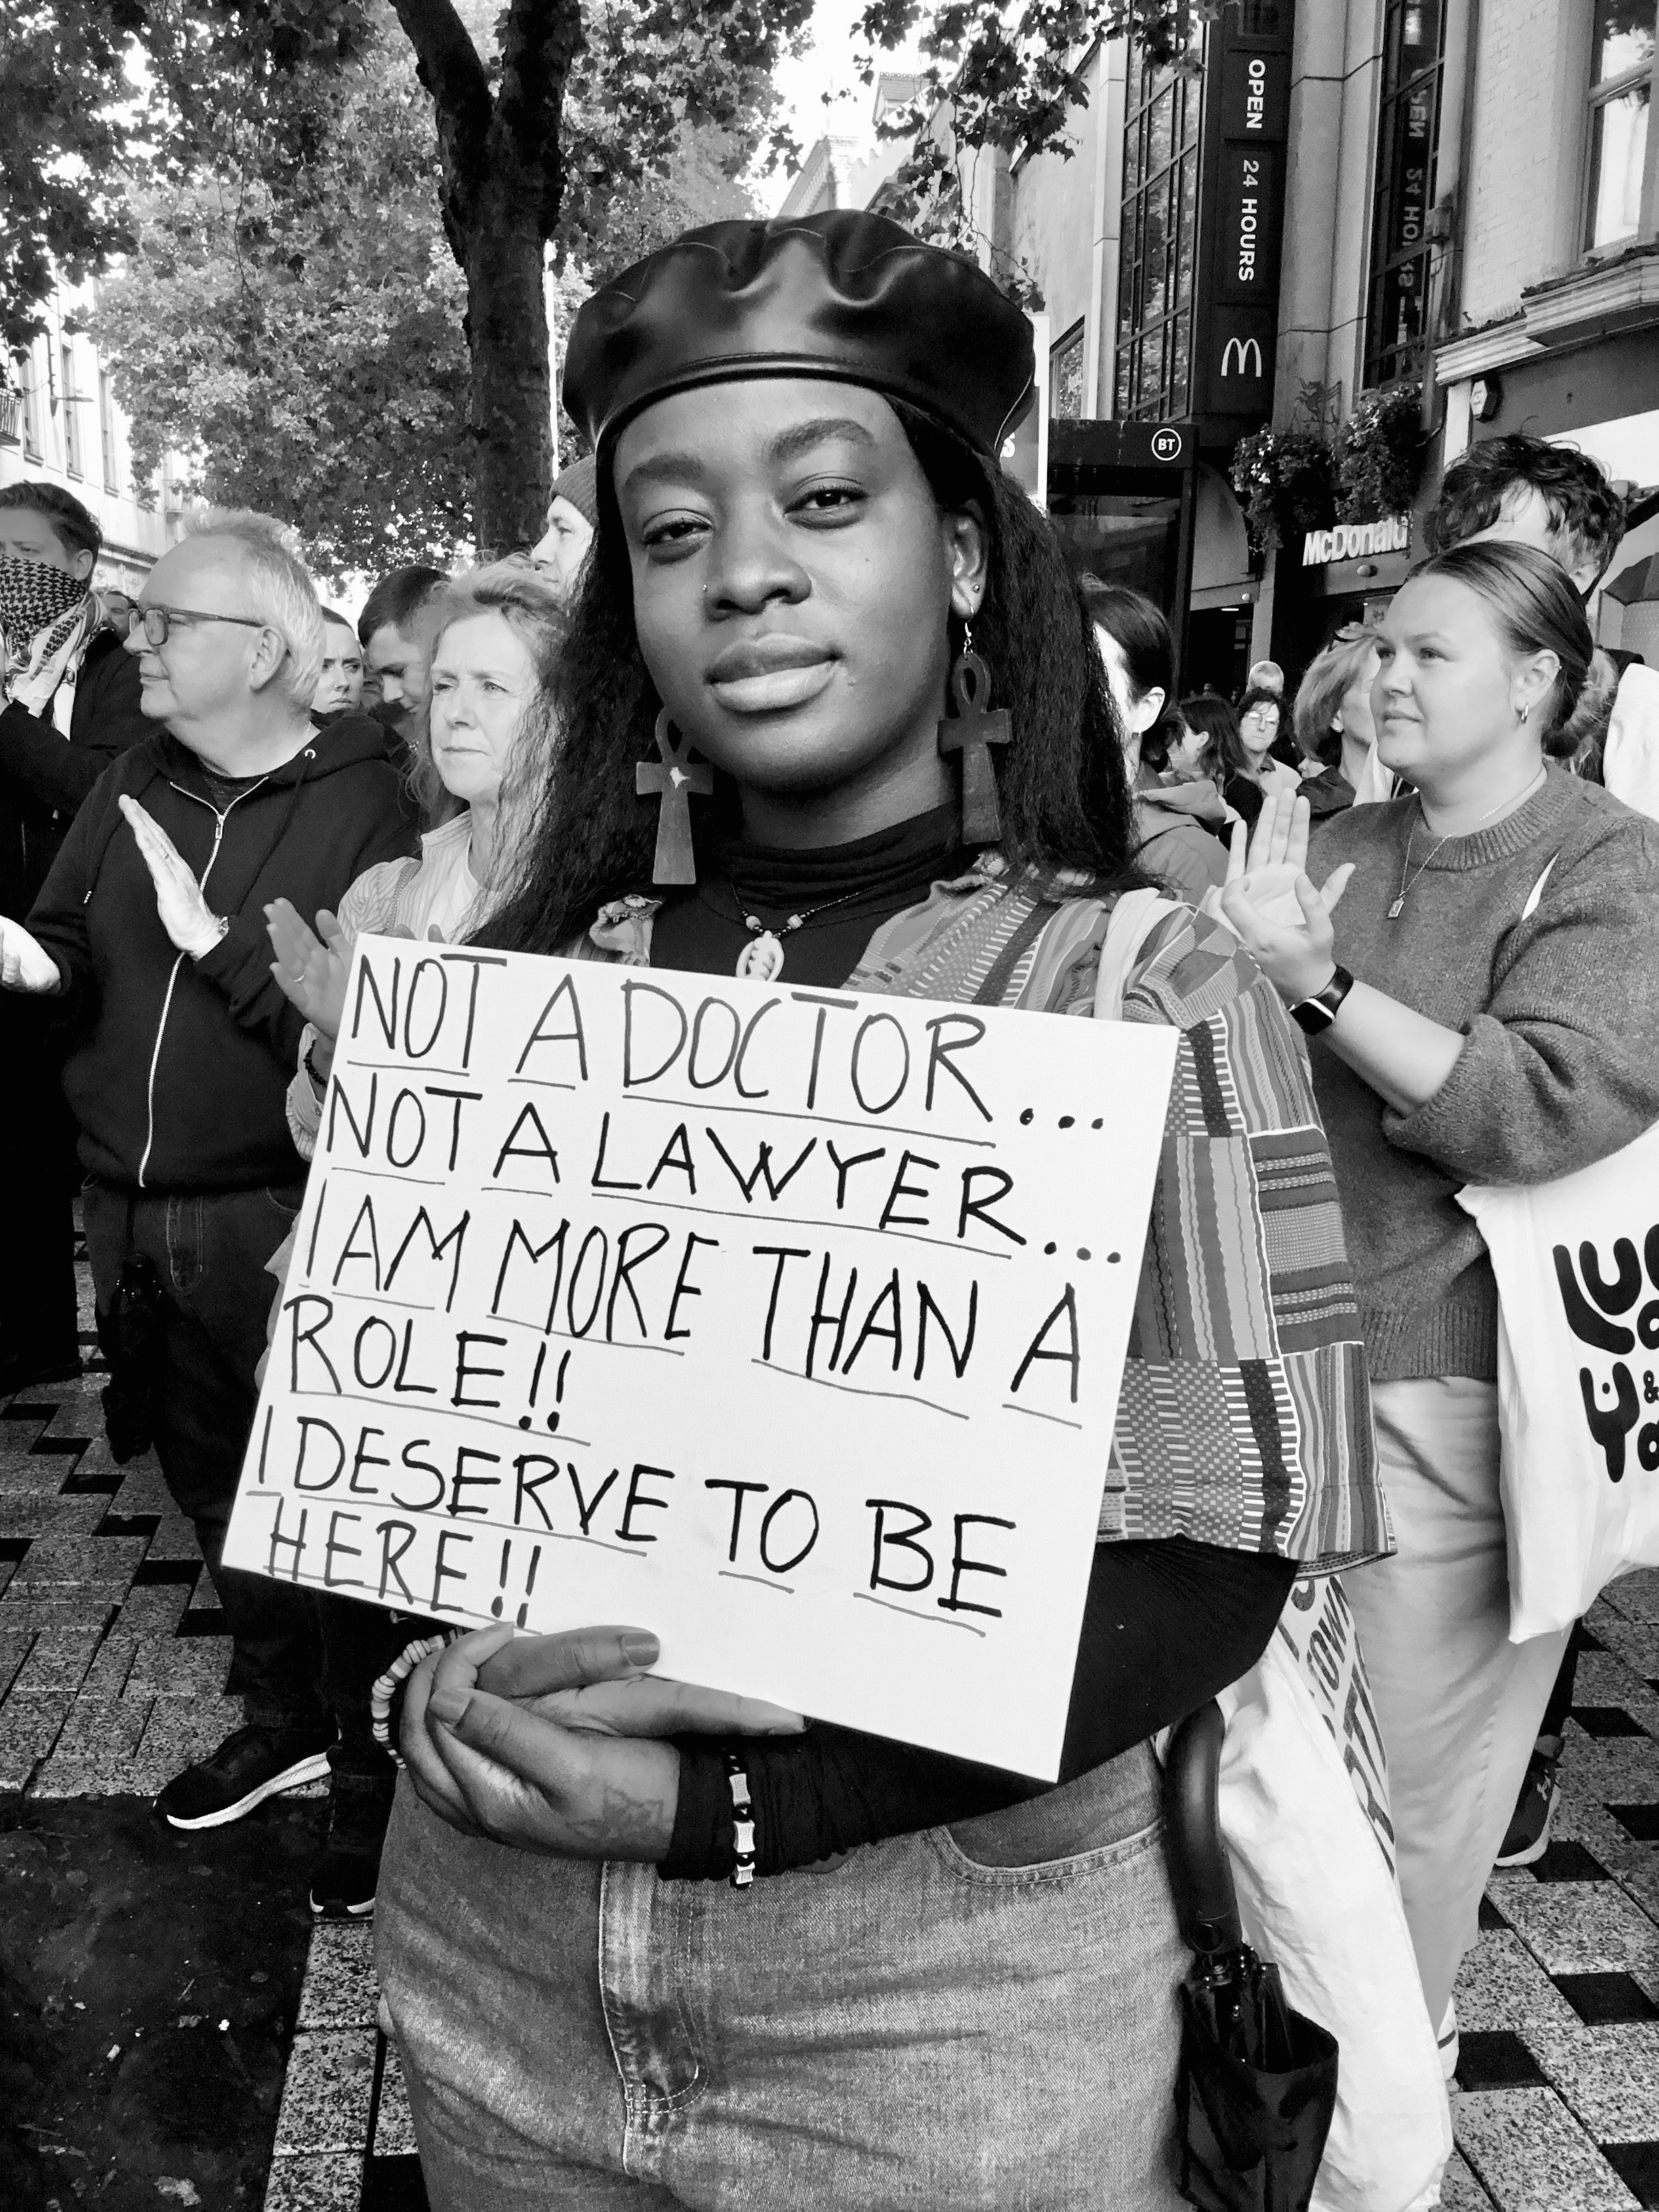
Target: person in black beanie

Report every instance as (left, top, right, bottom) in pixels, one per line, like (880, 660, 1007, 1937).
(531, 454, 598, 596)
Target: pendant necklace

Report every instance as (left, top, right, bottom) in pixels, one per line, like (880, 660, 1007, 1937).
(725, 882, 869, 980)
(1386, 767, 1547, 921)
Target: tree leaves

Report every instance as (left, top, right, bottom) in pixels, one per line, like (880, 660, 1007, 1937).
(89, 40, 474, 582)
(1, 0, 381, 350)
(851, 0, 1195, 273)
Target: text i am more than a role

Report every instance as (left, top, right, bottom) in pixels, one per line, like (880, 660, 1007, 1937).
(224, 937, 1176, 1776)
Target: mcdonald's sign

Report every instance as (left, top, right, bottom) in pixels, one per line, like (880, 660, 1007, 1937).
(1191, 4, 1294, 428)
(1219, 336, 1265, 380)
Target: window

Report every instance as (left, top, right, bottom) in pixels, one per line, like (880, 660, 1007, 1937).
(18, 349, 44, 458)
(1115, 18, 1205, 422)
(61, 343, 83, 477)
(1050, 321, 1086, 419)
(98, 370, 119, 491)
(1586, 0, 1655, 250)
(0, 356, 21, 447)
(1362, 0, 1446, 388)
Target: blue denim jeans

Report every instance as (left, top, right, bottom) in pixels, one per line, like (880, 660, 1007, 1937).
(377, 1742, 1187, 2209)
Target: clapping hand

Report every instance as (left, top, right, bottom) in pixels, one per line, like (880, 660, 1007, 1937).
(265, 898, 350, 1042)
(1218, 792, 1355, 1005)
(118, 796, 224, 958)
(0, 916, 62, 993)
(402, 1624, 804, 1860)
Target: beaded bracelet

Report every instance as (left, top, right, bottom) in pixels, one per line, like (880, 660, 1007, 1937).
(724, 1752, 757, 1888)
(370, 1635, 454, 1767)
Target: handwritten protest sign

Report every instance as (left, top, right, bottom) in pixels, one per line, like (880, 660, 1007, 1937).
(224, 937, 1177, 1775)
(1462, 1122, 1659, 1639)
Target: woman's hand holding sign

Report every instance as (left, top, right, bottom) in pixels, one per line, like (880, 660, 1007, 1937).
(403, 1624, 804, 1860)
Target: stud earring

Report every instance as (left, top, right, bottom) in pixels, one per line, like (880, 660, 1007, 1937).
(937, 620, 1012, 846)
(638, 709, 713, 884)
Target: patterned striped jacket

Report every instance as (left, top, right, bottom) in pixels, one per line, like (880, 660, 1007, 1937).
(573, 859, 1391, 1574)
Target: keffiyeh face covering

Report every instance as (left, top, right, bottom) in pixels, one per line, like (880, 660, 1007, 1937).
(0, 556, 89, 657)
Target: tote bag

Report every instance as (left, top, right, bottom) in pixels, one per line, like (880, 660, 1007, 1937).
(1459, 1118, 1659, 1639)
(1214, 1576, 1451, 2212)
(1115, 899, 1448, 2207)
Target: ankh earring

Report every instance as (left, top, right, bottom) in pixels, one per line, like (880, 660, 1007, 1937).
(638, 709, 713, 884)
(937, 620, 1012, 846)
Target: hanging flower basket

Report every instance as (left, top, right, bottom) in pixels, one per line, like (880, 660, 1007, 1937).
(1229, 426, 1336, 556)
(1334, 383, 1427, 522)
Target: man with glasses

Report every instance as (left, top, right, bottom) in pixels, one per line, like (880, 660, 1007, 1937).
(0, 482, 148, 1396)
(0, 509, 419, 1915)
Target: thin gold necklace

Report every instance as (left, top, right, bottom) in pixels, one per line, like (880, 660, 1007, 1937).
(1387, 766, 1547, 920)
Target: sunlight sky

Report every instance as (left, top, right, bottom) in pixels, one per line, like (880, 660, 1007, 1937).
(756, 0, 922, 212)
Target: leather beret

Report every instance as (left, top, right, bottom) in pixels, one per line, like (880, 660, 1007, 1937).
(562, 211, 1036, 462)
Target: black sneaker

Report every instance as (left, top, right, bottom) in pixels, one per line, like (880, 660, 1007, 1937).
(0, 1345, 81, 1398)
(310, 1776, 396, 1919)
(155, 1723, 334, 1831)
(1494, 1747, 1561, 1868)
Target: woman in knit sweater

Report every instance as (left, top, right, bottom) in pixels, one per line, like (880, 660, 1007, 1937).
(1219, 539, 1659, 2056)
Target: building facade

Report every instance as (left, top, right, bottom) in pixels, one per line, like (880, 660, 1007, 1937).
(806, 1, 1659, 697)
(1431, 0, 1659, 666)
(2, 279, 179, 595)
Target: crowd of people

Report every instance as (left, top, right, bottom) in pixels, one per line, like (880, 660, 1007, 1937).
(0, 206, 1654, 2207)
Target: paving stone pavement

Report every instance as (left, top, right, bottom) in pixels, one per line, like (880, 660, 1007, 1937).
(7, 1274, 1659, 2206)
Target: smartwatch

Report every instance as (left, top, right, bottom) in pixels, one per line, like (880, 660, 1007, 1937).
(1288, 966, 1355, 1035)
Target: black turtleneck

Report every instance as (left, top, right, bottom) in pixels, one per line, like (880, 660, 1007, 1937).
(650, 802, 967, 987)
(654, 806, 1294, 1880)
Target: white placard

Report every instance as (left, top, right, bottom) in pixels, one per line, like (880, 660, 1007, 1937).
(224, 938, 1177, 1777)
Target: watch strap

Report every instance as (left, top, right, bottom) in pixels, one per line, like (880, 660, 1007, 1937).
(1289, 965, 1354, 1035)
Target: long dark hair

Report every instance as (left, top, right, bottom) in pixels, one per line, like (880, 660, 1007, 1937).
(1076, 577, 1185, 773)
(1176, 693, 1240, 784)
(482, 403, 1141, 956)
(1411, 539, 1593, 756)
(1183, 689, 1259, 785)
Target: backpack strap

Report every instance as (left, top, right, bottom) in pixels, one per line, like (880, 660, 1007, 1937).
(969, 890, 1054, 1006)
(1093, 887, 1182, 1020)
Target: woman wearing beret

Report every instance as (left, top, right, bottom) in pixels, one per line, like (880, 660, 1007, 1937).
(377, 213, 1389, 2210)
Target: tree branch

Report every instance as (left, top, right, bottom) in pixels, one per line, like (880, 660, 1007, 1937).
(495, 0, 586, 241)
(386, 0, 493, 253)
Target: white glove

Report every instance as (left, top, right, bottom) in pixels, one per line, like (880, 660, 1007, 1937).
(0, 917, 63, 992)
